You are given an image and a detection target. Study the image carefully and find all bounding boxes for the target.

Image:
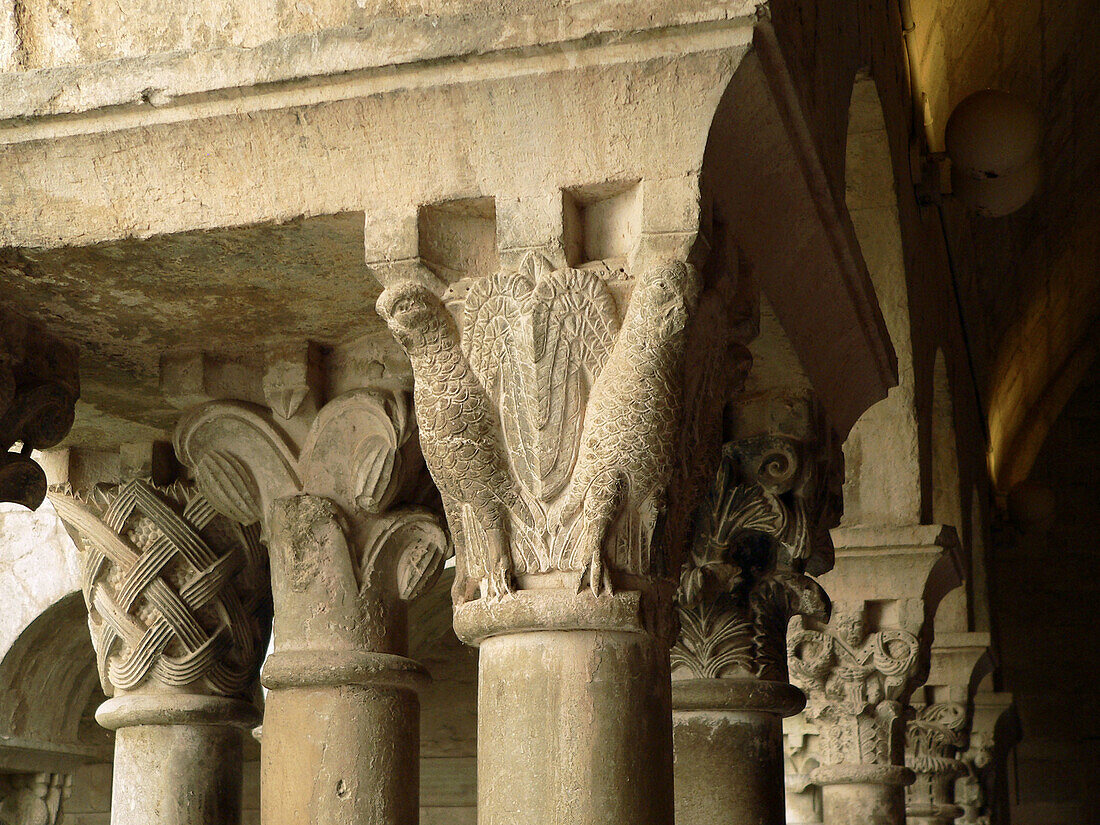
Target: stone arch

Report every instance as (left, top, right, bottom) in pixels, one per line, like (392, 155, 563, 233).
(0, 593, 105, 757)
(699, 33, 896, 440)
(837, 70, 921, 527)
(0, 501, 108, 769)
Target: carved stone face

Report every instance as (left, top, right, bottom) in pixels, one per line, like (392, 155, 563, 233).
(833, 610, 865, 647)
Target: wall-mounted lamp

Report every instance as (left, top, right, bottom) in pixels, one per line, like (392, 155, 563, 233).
(944, 89, 1041, 217)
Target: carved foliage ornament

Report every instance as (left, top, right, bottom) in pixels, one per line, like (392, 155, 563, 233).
(906, 703, 968, 813)
(174, 389, 449, 604)
(955, 721, 996, 825)
(0, 315, 79, 510)
(378, 252, 733, 602)
(50, 480, 269, 698)
(788, 612, 920, 766)
(672, 435, 830, 682)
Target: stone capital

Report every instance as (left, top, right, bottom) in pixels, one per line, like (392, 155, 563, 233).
(954, 691, 1016, 825)
(787, 522, 965, 783)
(788, 610, 921, 772)
(49, 477, 270, 702)
(672, 421, 837, 693)
(0, 313, 79, 510)
(905, 702, 969, 822)
(174, 387, 450, 655)
(377, 247, 754, 636)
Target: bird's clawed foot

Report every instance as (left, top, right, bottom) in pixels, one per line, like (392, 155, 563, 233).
(577, 549, 613, 597)
(484, 562, 515, 602)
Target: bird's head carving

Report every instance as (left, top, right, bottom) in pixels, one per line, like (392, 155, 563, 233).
(377, 282, 451, 350)
(631, 261, 702, 338)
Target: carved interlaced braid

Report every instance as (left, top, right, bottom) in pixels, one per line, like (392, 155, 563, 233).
(67, 480, 262, 696)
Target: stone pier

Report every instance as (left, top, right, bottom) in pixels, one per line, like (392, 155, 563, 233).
(670, 410, 839, 825)
(175, 384, 449, 825)
(788, 526, 962, 825)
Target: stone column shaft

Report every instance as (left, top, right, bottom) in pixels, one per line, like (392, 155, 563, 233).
(99, 695, 256, 825)
(674, 681, 803, 825)
(475, 616, 673, 824)
(261, 652, 425, 824)
(819, 772, 910, 825)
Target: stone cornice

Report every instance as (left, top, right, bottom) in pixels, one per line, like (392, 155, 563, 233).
(0, 12, 756, 144)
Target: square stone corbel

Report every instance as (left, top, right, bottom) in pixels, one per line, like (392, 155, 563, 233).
(823, 524, 964, 637)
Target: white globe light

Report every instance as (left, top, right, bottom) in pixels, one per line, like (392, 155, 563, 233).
(945, 89, 1041, 216)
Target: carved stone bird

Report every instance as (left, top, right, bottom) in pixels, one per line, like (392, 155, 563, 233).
(554, 261, 702, 595)
(376, 281, 525, 603)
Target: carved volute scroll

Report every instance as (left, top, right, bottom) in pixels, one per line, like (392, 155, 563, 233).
(50, 480, 270, 698)
(0, 314, 79, 510)
(671, 434, 832, 682)
(905, 703, 969, 820)
(174, 389, 450, 651)
(378, 251, 750, 605)
(787, 610, 921, 768)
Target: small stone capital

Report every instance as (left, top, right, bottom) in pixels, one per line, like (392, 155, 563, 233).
(905, 702, 969, 821)
(788, 610, 921, 769)
(672, 428, 836, 688)
(174, 388, 451, 654)
(0, 313, 79, 510)
(50, 478, 271, 701)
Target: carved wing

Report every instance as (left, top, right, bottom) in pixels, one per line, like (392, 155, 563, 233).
(525, 262, 619, 500)
(461, 270, 532, 489)
(462, 254, 619, 504)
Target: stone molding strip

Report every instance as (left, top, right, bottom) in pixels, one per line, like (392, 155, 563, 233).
(261, 650, 431, 693)
(811, 764, 916, 788)
(0, 16, 755, 145)
(672, 678, 806, 716)
(453, 589, 656, 645)
(95, 695, 260, 730)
